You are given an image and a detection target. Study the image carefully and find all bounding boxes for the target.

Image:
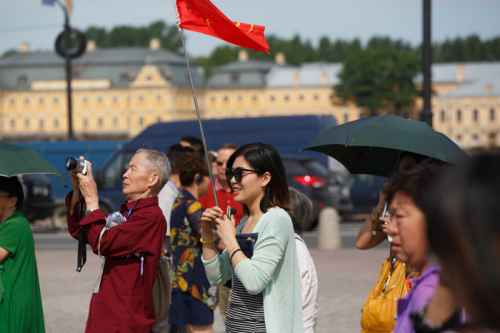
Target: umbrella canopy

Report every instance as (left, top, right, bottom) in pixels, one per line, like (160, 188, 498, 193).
(305, 115, 467, 176)
(0, 143, 60, 177)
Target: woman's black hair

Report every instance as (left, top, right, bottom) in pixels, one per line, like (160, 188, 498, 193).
(0, 176, 24, 210)
(226, 143, 289, 213)
(421, 154, 500, 330)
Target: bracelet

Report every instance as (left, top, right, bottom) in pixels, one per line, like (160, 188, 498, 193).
(229, 248, 243, 262)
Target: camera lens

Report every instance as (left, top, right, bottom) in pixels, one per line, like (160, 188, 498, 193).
(65, 157, 77, 171)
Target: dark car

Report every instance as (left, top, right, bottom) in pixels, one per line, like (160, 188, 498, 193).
(19, 174, 56, 221)
(347, 174, 385, 219)
(282, 156, 351, 230)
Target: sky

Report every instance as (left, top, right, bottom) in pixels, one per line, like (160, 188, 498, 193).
(1, 0, 499, 56)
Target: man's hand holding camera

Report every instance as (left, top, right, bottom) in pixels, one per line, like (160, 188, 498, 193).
(67, 156, 99, 213)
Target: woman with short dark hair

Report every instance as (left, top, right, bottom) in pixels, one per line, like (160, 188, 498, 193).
(200, 143, 303, 333)
(0, 176, 45, 333)
(383, 160, 446, 333)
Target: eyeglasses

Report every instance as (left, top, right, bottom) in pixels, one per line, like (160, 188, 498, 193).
(227, 167, 258, 183)
(216, 160, 224, 167)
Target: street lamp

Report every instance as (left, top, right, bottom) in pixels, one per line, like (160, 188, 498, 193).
(51, 0, 86, 140)
(420, 0, 433, 126)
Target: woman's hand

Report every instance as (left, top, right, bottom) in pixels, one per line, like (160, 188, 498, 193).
(200, 207, 223, 245)
(76, 161, 99, 211)
(215, 215, 238, 253)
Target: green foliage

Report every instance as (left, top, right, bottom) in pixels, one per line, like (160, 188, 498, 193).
(84, 20, 182, 52)
(78, 20, 500, 81)
(335, 47, 420, 116)
(1, 49, 18, 59)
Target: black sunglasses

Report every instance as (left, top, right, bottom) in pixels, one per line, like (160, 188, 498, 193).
(227, 167, 258, 183)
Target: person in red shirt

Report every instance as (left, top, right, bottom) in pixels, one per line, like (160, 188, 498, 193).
(199, 144, 244, 225)
(66, 149, 170, 333)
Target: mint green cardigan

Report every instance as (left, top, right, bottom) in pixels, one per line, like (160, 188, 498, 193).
(202, 207, 304, 333)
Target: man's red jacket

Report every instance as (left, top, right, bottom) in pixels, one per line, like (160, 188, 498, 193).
(66, 196, 165, 333)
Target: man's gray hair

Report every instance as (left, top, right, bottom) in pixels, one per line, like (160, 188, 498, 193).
(135, 148, 171, 193)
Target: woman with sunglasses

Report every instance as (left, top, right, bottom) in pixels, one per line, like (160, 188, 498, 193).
(200, 143, 304, 333)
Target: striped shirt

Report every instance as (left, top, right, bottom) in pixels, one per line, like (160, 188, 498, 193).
(225, 273, 266, 333)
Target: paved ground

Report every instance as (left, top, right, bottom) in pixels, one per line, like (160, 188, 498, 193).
(35, 225, 387, 333)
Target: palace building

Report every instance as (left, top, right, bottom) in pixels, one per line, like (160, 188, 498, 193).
(1, 40, 499, 151)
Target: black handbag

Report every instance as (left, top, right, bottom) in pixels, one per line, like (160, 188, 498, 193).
(224, 232, 258, 288)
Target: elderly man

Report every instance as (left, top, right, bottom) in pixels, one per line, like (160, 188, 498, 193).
(66, 149, 170, 333)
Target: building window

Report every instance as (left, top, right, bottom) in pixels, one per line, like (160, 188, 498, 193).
(490, 108, 496, 121)
(138, 96, 144, 102)
(10, 119, 16, 129)
(113, 117, 119, 127)
(39, 119, 44, 130)
(120, 73, 130, 82)
(456, 109, 462, 123)
(237, 96, 243, 101)
(440, 110, 446, 123)
(210, 96, 216, 102)
(230, 73, 240, 84)
(298, 94, 305, 101)
(156, 117, 162, 123)
(38, 97, 44, 105)
(472, 133, 479, 141)
(97, 96, 103, 103)
(489, 132, 497, 144)
(54, 119, 59, 129)
(24, 98, 30, 105)
(9, 98, 15, 106)
(83, 118, 89, 129)
(252, 95, 258, 102)
(53, 97, 59, 104)
(139, 117, 144, 127)
(17, 75, 28, 89)
(113, 96, 119, 103)
(270, 95, 275, 102)
(473, 109, 479, 123)
(284, 95, 290, 102)
(97, 118, 104, 128)
(456, 134, 463, 141)
(223, 96, 229, 103)
(24, 119, 30, 129)
(82, 96, 88, 103)
(313, 94, 319, 101)
(145, 76, 152, 81)
(343, 113, 349, 123)
(156, 95, 162, 102)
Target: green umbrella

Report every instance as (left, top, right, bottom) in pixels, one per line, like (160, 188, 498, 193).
(305, 115, 467, 176)
(0, 143, 60, 177)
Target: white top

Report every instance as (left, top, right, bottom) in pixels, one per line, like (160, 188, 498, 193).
(295, 234, 319, 333)
(157, 180, 179, 236)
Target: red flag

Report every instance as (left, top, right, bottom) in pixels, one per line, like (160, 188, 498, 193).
(176, 0, 270, 54)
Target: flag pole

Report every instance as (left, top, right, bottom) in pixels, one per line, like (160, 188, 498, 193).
(178, 28, 220, 208)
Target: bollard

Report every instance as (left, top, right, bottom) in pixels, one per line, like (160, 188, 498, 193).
(318, 206, 342, 250)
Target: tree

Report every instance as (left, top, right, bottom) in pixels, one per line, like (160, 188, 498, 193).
(334, 46, 420, 117)
(83, 20, 182, 53)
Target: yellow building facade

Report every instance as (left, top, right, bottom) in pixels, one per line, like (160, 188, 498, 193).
(1, 44, 499, 151)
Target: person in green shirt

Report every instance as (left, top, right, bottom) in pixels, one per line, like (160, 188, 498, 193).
(0, 176, 45, 333)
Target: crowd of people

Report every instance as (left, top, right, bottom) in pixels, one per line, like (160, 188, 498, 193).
(0, 134, 499, 333)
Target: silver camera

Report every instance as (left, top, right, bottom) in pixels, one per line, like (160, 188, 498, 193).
(65, 157, 88, 175)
